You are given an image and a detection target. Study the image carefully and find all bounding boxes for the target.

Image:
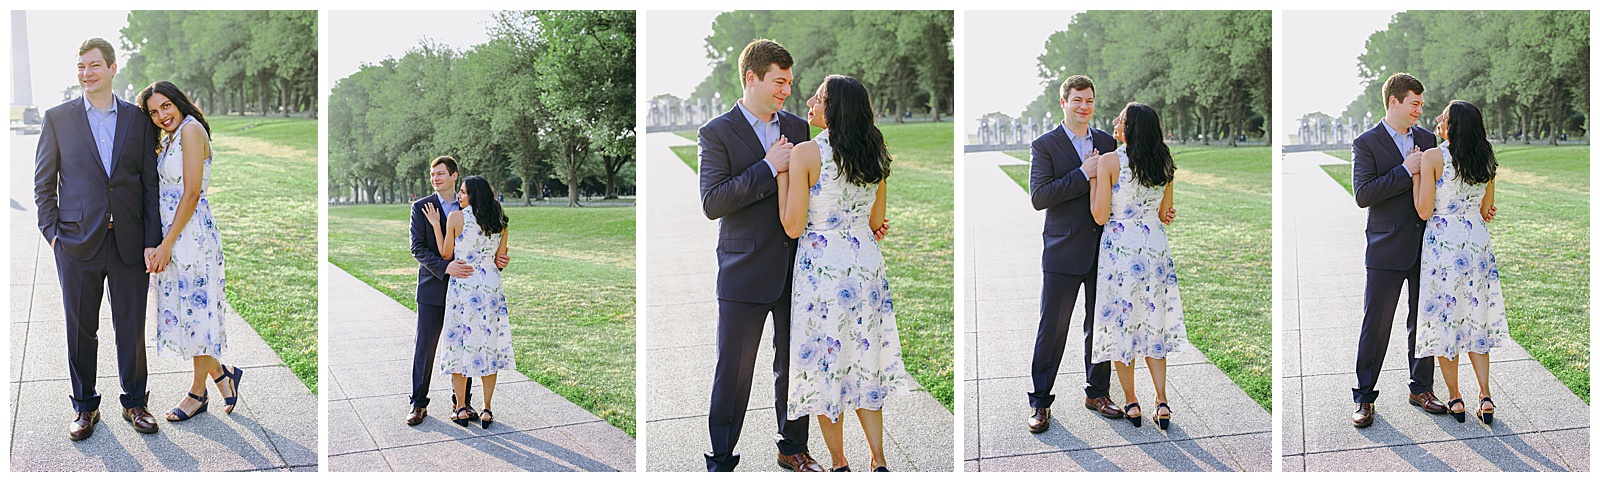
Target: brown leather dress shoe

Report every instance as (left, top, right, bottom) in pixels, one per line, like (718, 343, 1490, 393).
(777, 451, 824, 472)
(1408, 392, 1448, 414)
(1352, 403, 1375, 428)
(1085, 396, 1125, 419)
(1027, 407, 1051, 433)
(68, 410, 99, 441)
(123, 406, 159, 434)
(406, 407, 427, 426)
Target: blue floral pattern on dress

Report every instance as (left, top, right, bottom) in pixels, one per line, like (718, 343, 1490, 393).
(436, 207, 516, 377)
(1415, 142, 1509, 358)
(1091, 145, 1190, 364)
(788, 130, 909, 422)
(153, 116, 227, 358)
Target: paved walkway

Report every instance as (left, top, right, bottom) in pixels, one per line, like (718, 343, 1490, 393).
(8, 133, 317, 471)
(1280, 151, 1588, 471)
(962, 151, 1271, 471)
(325, 264, 634, 471)
(643, 132, 954, 472)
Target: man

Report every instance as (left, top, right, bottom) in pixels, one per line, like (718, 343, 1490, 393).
(698, 39, 819, 472)
(405, 156, 508, 425)
(35, 38, 163, 441)
(1024, 75, 1175, 433)
(1348, 73, 1498, 428)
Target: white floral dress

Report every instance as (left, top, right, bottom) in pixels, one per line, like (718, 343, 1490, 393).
(1091, 146, 1190, 364)
(436, 207, 516, 377)
(788, 130, 909, 422)
(1415, 143, 1509, 358)
(153, 115, 228, 358)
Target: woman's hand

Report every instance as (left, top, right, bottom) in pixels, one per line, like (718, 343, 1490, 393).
(148, 244, 173, 274)
(422, 203, 441, 229)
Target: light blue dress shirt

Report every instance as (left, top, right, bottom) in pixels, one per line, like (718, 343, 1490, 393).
(736, 100, 784, 177)
(84, 96, 118, 175)
(1381, 120, 1415, 176)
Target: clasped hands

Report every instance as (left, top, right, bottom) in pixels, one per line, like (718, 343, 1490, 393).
(143, 245, 171, 274)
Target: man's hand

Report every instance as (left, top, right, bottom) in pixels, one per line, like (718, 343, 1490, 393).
(1483, 205, 1498, 223)
(1404, 146, 1423, 176)
(767, 136, 794, 173)
(495, 253, 510, 270)
(1160, 206, 1177, 225)
(873, 218, 891, 241)
(1082, 149, 1101, 179)
(446, 259, 473, 278)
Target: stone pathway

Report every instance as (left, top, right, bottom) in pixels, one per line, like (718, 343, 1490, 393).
(962, 151, 1271, 471)
(324, 264, 634, 471)
(643, 132, 954, 472)
(1280, 151, 1588, 471)
(8, 133, 316, 471)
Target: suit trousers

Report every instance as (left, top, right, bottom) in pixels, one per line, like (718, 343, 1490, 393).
(1353, 264, 1434, 403)
(57, 228, 149, 413)
(1029, 269, 1113, 407)
(705, 291, 808, 471)
(411, 301, 471, 408)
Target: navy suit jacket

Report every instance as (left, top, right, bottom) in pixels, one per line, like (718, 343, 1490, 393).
(35, 96, 161, 263)
(698, 105, 811, 304)
(1030, 124, 1118, 276)
(411, 194, 454, 307)
(1352, 122, 1437, 271)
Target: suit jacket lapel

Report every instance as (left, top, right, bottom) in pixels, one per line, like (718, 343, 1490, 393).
(67, 99, 109, 180)
(1374, 123, 1404, 167)
(109, 98, 133, 175)
(1056, 125, 1083, 164)
(725, 106, 767, 158)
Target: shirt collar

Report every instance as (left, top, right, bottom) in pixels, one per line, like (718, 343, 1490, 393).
(735, 99, 778, 128)
(1381, 119, 1411, 139)
(1061, 123, 1091, 143)
(84, 95, 119, 115)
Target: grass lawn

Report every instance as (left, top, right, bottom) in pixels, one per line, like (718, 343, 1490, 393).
(1000, 146, 1273, 409)
(667, 123, 956, 411)
(670, 145, 698, 173)
(1318, 145, 1591, 402)
(330, 205, 638, 434)
(205, 115, 319, 392)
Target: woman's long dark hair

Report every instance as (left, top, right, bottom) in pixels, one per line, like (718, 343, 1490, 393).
(1444, 100, 1496, 185)
(821, 75, 891, 186)
(137, 80, 210, 140)
(461, 175, 508, 235)
(1122, 102, 1174, 187)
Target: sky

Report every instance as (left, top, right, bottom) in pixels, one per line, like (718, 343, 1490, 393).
(964, 10, 1082, 129)
(644, 10, 723, 100)
(328, 11, 495, 81)
(1281, 10, 1398, 134)
(14, 11, 132, 106)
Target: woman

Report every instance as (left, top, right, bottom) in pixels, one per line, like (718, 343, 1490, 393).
(776, 75, 909, 472)
(138, 81, 241, 422)
(1089, 102, 1190, 430)
(1410, 100, 1508, 424)
(422, 175, 513, 428)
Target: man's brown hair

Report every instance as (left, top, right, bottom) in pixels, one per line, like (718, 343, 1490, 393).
(1382, 73, 1425, 107)
(738, 39, 794, 84)
(1059, 75, 1095, 100)
(78, 38, 116, 65)
(431, 155, 458, 175)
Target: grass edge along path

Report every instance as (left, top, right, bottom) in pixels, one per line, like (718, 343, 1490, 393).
(1318, 145, 1590, 403)
(999, 146, 1273, 409)
(671, 123, 956, 411)
(206, 115, 319, 392)
(329, 205, 638, 436)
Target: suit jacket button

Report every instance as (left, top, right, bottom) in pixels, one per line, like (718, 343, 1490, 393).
(783, 241, 790, 247)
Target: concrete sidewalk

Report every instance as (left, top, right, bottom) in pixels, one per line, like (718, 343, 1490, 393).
(8, 133, 317, 471)
(643, 132, 954, 472)
(1280, 151, 1588, 471)
(962, 151, 1271, 472)
(324, 264, 634, 471)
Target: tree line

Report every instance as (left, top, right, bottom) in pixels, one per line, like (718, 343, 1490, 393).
(1020, 10, 1271, 146)
(329, 10, 635, 207)
(692, 10, 953, 123)
(1339, 10, 1588, 145)
(120, 10, 317, 117)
